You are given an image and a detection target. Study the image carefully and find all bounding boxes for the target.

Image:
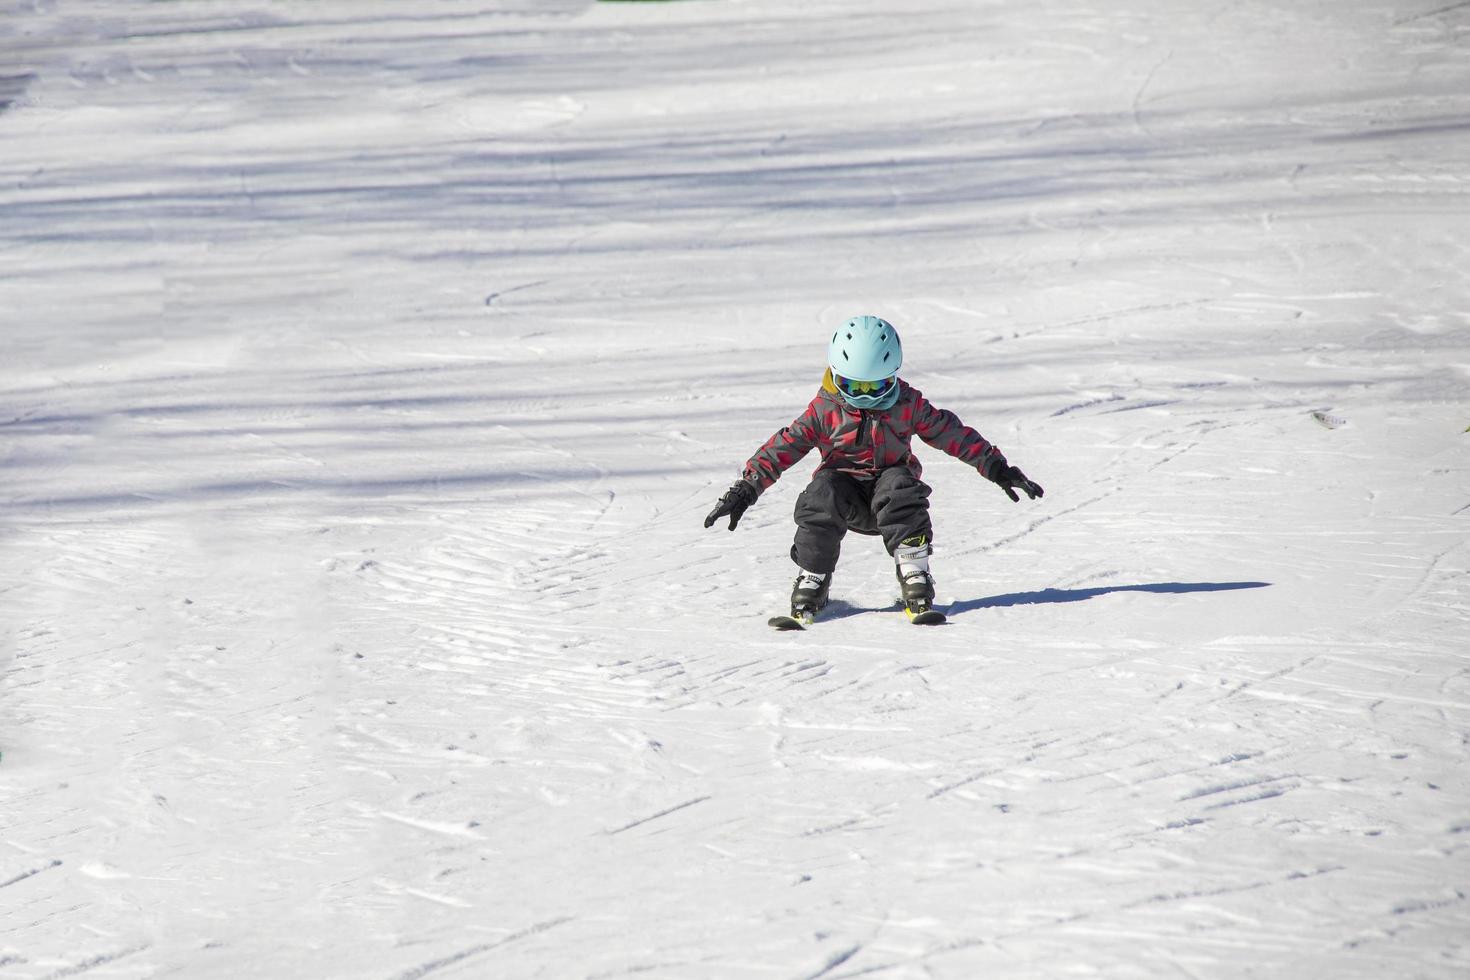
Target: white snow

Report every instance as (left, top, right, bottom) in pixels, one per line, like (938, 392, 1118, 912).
(2, 0, 1469, 977)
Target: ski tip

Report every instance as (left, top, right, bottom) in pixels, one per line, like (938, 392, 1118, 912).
(904, 607, 947, 625)
(768, 614, 810, 631)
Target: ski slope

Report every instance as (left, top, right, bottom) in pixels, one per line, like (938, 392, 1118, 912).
(3, 0, 1468, 976)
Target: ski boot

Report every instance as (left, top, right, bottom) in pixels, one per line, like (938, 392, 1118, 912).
(895, 535, 945, 624)
(789, 570, 831, 624)
(769, 570, 831, 630)
(897, 566, 935, 611)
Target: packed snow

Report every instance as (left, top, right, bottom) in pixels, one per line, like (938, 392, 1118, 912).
(3, 1, 1468, 977)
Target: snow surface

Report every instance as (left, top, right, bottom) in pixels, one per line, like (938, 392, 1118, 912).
(3, 0, 1469, 977)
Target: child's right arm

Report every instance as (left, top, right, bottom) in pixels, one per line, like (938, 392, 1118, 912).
(703, 398, 824, 532)
(741, 397, 823, 493)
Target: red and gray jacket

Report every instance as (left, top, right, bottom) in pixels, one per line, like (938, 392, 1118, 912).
(742, 370, 1008, 494)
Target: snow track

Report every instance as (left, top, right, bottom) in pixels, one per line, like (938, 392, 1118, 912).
(3, 0, 1469, 977)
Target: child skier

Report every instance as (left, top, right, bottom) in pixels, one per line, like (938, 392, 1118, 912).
(703, 315, 1044, 625)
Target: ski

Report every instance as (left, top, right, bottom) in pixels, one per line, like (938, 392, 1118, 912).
(768, 605, 946, 628)
(769, 611, 814, 630)
(905, 606, 947, 626)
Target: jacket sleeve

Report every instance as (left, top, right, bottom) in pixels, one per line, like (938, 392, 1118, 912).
(742, 397, 824, 494)
(911, 389, 1008, 480)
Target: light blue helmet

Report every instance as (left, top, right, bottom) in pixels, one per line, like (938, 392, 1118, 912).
(828, 315, 902, 409)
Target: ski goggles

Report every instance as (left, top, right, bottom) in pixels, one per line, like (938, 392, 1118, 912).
(834, 373, 897, 400)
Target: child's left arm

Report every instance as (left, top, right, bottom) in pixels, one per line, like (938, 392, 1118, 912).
(912, 393, 1044, 502)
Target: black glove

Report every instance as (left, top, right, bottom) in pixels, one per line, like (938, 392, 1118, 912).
(992, 464, 1044, 502)
(704, 479, 759, 531)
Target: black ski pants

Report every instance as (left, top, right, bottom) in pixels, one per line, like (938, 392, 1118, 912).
(791, 467, 933, 575)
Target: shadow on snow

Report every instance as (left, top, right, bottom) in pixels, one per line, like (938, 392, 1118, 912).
(947, 581, 1271, 616)
(796, 581, 1269, 623)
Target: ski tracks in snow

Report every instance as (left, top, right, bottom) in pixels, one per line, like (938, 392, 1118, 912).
(522, 392, 1470, 978)
(4, 0, 1470, 975)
